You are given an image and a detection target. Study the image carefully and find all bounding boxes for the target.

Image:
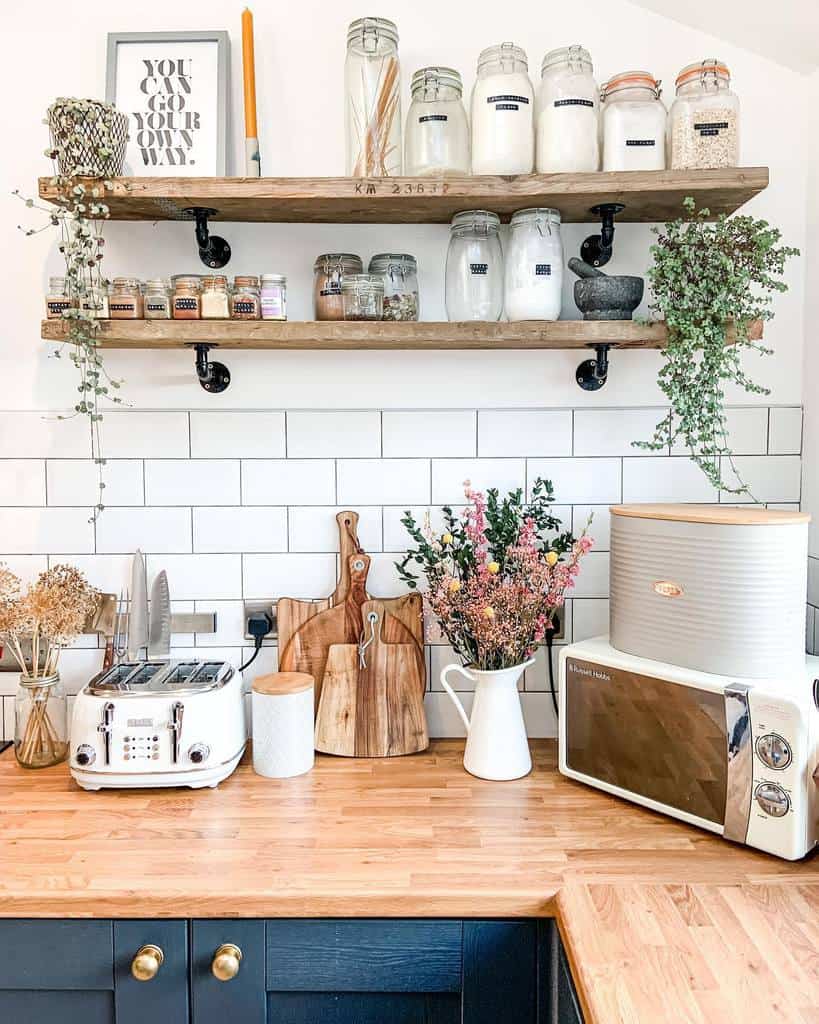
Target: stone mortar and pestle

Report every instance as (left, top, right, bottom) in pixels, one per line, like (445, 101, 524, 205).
(568, 257, 644, 321)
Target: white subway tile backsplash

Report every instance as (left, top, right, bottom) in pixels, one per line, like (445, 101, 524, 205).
(96, 507, 192, 554)
(521, 693, 557, 739)
(570, 551, 610, 599)
(103, 411, 190, 458)
(57, 648, 105, 695)
(528, 458, 621, 504)
(240, 644, 279, 690)
(0, 508, 93, 554)
(53, 554, 132, 594)
(382, 506, 463, 551)
(719, 455, 801, 503)
(146, 460, 240, 506)
(365, 552, 406, 597)
(424, 691, 472, 738)
(338, 459, 430, 505)
(288, 506, 382, 552)
(242, 459, 335, 506)
(193, 600, 247, 648)
(623, 456, 717, 503)
(768, 407, 802, 455)
(243, 553, 337, 600)
(573, 408, 665, 457)
(193, 507, 287, 553)
(808, 557, 819, 608)
(190, 411, 286, 458)
(0, 412, 90, 458)
(670, 407, 769, 457)
(287, 410, 380, 458)
(382, 410, 476, 457)
(572, 599, 610, 642)
(47, 460, 143, 507)
(146, 555, 242, 600)
(2, 460, 46, 506)
(0, 555, 48, 584)
(432, 459, 525, 504)
(572, 505, 611, 551)
(807, 605, 816, 656)
(478, 410, 572, 457)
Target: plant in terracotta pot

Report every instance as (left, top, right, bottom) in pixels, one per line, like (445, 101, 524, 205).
(397, 479, 592, 780)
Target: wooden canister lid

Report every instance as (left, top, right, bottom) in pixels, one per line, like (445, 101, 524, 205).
(252, 672, 314, 696)
(610, 503, 810, 526)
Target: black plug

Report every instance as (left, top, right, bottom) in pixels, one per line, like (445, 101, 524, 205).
(239, 611, 274, 673)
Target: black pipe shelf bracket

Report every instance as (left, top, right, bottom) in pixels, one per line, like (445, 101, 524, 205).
(192, 343, 231, 393)
(581, 203, 625, 268)
(576, 343, 611, 391)
(182, 207, 232, 269)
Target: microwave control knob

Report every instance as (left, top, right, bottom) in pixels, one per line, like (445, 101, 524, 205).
(755, 733, 792, 771)
(75, 744, 96, 767)
(755, 782, 790, 818)
(188, 743, 210, 765)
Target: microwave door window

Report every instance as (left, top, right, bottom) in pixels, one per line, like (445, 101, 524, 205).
(565, 658, 727, 824)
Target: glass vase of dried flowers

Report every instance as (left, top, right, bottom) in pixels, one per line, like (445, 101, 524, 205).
(0, 564, 98, 769)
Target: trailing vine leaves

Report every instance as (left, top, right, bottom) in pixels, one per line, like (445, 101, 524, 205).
(636, 197, 798, 495)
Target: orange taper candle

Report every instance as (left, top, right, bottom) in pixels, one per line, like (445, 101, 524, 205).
(241, 8, 261, 175)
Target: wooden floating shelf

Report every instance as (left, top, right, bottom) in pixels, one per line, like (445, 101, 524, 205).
(40, 319, 762, 351)
(37, 168, 769, 224)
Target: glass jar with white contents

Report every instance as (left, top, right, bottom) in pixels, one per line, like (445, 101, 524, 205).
(405, 67, 470, 176)
(669, 60, 739, 169)
(345, 17, 402, 177)
(536, 45, 599, 173)
(471, 43, 534, 175)
(368, 253, 419, 321)
(601, 71, 666, 171)
(445, 210, 504, 322)
(504, 208, 563, 322)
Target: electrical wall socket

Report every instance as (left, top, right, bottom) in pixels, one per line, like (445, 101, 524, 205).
(550, 606, 566, 642)
(243, 601, 278, 641)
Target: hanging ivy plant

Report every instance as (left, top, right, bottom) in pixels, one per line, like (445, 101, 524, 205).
(635, 197, 798, 495)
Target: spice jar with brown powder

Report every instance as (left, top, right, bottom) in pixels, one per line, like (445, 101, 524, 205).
(313, 253, 363, 320)
(231, 276, 261, 319)
(109, 278, 144, 319)
(172, 276, 202, 320)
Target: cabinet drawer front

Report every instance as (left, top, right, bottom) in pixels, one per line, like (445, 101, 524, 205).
(0, 990, 113, 1022)
(0, 920, 112, 990)
(265, 920, 463, 992)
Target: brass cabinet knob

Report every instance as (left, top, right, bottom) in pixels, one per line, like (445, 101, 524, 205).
(211, 943, 242, 982)
(131, 944, 164, 982)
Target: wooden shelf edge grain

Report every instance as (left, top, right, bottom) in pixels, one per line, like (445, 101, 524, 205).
(40, 318, 763, 351)
(36, 167, 769, 223)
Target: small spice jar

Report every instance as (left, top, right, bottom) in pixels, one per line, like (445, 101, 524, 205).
(45, 276, 73, 319)
(201, 275, 230, 319)
(368, 254, 419, 321)
(143, 278, 171, 319)
(260, 274, 287, 320)
(670, 59, 739, 169)
(109, 277, 144, 319)
(231, 276, 261, 320)
(14, 673, 68, 769)
(313, 253, 363, 320)
(171, 275, 202, 320)
(341, 273, 384, 321)
(81, 286, 109, 319)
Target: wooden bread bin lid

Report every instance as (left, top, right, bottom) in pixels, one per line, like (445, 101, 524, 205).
(610, 503, 810, 526)
(252, 672, 314, 696)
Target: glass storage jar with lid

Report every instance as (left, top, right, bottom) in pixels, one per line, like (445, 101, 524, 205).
(345, 17, 402, 177)
(601, 71, 666, 171)
(471, 43, 534, 175)
(171, 275, 201, 319)
(536, 45, 599, 172)
(81, 286, 109, 319)
(405, 67, 470, 176)
(261, 274, 287, 320)
(45, 276, 73, 319)
(313, 253, 364, 320)
(342, 274, 384, 321)
(109, 277, 144, 319)
(669, 59, 739, 169)
(445, 210, 504, 322)
(504, 208, 563, 322)
(368, 253, 419, 321)
(144, 278, 171, 319)
(231, 276, 261, 319)
(201, 275, 230, 319)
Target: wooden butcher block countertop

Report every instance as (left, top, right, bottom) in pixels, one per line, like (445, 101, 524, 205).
(1, 740, 817, 1023)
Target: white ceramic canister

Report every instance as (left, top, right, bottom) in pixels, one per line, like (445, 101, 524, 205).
(252, 672, 314, 778)
(504, 207, 563, 321)
(470, 43, 534, 175)
(536, 45, 599, 172)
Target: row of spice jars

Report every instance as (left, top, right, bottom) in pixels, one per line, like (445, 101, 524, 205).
(313, 253, 419, 321)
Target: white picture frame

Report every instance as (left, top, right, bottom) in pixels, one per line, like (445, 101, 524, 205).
(106, 31, 229, 176)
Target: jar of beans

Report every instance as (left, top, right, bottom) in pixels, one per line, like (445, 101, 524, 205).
(368, 254, 419, 321)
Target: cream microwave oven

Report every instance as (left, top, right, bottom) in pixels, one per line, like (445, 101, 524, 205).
(559, 637, 819, 861)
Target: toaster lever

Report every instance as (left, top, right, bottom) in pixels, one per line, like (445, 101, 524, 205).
(170, 702, 184, 764)
(98, 701, 115, 766)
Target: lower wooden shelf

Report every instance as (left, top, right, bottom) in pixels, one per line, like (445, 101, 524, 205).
(40, 318, 761, 351)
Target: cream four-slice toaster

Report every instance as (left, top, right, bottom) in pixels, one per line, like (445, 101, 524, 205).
(70, 660, 246, 790)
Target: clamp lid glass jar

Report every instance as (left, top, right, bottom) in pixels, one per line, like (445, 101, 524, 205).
(345, 17, 402, 177)
(445, 210, 504, 323)
(231, 276, 261, 319)
(471, 43, 534, 175)
(201, 275, 230, 319)
(109, 277, 144, 319)
(405, 67, 470, 177)
(536, 44, 599, 173)
(144, 278, 171, 319)
(46, 276, 73, 319)
(171, 275, 201, 320)
(313, 253, 363, 320)
(341, 273, 385, 321)
(670, 59, 739, 169)
(368, 253, 419, 321)
(504, 208, 564, 322)
(600, 71, 666, 171)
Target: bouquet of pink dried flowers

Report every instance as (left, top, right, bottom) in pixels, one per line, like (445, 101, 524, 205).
(397, 479, 592, 672)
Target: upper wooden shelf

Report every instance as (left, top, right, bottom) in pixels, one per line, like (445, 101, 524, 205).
(37, 168, 769, 224)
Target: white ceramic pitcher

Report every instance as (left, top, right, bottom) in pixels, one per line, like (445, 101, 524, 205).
(440, 659, 534, 781)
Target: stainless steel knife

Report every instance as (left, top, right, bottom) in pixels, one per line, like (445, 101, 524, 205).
(127, 549, 149, 660)
(148, 570, 172, 660)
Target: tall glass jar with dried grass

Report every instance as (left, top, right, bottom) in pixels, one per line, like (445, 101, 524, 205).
(0, 564, 98, 768)
(345, 17, 402, 177)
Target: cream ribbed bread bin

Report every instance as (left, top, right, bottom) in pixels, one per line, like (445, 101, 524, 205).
(252, 673, 314, 778)
(609, 504, 810, 679)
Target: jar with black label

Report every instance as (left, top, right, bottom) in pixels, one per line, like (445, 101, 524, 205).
(445, 210, 504, 322)
(670, 59, 739, 169)
(405, 68, 470, 176)
(109, 278, 144, 320)
(471, 43, 534, 175)
(601, 71, 666, 171)
(368, 253, 419, 321)
(536, 45, 599, 172)
(504, 208, 563, 321)
(144, 279, 171, 319)
(45, 276, 73, 319)
(313, 254, 364, 320)
(341, 274, 385, 321)
(171, 276, 201, 320)
(231, 276, 261, 320)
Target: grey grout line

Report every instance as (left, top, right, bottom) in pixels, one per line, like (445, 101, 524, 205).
(765, 407, 771, 455)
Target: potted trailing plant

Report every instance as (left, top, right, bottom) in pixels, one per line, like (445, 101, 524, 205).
(397, 479, 592, 780)
(636, 197, 798, 494)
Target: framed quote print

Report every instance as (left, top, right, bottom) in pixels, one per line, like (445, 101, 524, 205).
(106, 31, 229, 176)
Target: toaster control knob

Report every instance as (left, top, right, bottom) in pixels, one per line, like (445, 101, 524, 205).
(755, 733, 792, 771)
(75, 744, 96, 767)
(755, 782, 790, 817)
(188, 743, 210, 764)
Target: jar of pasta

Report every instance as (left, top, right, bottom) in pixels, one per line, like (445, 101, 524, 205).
(109, 278, 144, 319)
(313, 254, 363, 320)
(231, 276, 261, 320)
(171, 276, 202, 320)
(670, 60, 739, 169)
